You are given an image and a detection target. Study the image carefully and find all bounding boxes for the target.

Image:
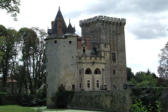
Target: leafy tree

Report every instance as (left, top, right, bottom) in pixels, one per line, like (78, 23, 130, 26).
(17, 27, 46, 95)
(158, 42, 168, 80)
(0, 25, 19, 89)
(127, 67, 135, 81)
(0, 0, 20, 18)
(130, 71, 157, 87)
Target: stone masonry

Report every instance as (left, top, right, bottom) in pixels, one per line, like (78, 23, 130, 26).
(45, 8, 127, 108)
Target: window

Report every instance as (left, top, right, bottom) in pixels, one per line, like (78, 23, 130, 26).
(112, 53, 116, 62)
(85, 68, 92, 74)
(72, 84, 75, 91)
(83, 47, 85, 53)
(113, 69, 116, 75)
(96, 80, 99, 88)
(87, 80, 90, 88)
(79, 69, 82, 74)
(79, 83, 82, 88)
(69, 40, 72, 44)
(92, 47, 98, 55)
(54, 40, 57, 44)
(94, 68, 101, 74)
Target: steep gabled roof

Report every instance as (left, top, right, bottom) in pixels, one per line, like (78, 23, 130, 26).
(66, 21, 75, 34)
(48, 7, 67, 36)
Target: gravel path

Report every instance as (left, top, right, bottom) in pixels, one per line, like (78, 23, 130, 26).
(33, 107, 101, 112)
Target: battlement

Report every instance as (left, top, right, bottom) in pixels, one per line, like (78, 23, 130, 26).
(80, 16, 126, 26)
(78, 56, 105, 64)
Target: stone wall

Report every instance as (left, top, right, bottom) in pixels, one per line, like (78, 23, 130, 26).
(68, 90, 131, 112)
(46, 35, 78, 108)
(80, 16, 127, 90)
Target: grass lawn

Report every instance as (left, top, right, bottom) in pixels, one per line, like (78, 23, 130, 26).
(0, 105, 102, 112)
(44, 109, 100, 112)
(34, 107, 102, 112)
(0, 105, 37, 112)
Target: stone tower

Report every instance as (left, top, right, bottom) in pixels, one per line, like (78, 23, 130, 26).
(79, 16, 127, 90)
(46, 8, 77, 108)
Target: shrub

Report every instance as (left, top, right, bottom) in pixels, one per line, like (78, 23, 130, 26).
(130, 99, 148, 112)
(0, 92, 8, 105)
(52, 85, 74, 108)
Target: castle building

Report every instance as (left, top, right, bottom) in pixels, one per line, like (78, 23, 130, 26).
(46, 8, 127, 107)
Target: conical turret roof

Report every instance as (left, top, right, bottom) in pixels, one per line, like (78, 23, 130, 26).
(48, 7, 67, 36)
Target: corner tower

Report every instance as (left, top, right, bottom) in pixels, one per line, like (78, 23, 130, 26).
(80, 16, 127, 90)
(46, 8, 77, 108)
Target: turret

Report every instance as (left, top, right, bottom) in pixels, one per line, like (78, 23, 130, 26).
(48, 7, 67, 37)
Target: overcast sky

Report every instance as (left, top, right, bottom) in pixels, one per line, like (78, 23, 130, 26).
(1, 0, 168, 75)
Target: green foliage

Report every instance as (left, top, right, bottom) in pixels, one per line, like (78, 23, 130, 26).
(157, 78, 168, 87)
(130, 99, 148, 112)
(0, 0, 20, 18)
(129, 70, 158, 87)
(156, 101, 162, 112)
(0, 26, 46, 106)
(0, 92, 8, 104)
(131, 88, 162, 111)
(131, 99, 163, 112)
(127, 67, 135, 81)
(0, 25, 19, 89)
(52, 85, 74, 108)
(0, 105, 36, 112)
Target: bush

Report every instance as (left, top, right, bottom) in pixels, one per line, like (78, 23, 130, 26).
(130, 99, 148, 112)
(0, 92, 8, 105)
(131, 88, 162, 111)
(130, 99, 162, 112)
(52, 85, 74, 108)
(18, 94, 46, 106)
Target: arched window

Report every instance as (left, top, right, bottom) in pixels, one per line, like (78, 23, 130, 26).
(94, 68, 101, 74)
(85, 68, 92, 74)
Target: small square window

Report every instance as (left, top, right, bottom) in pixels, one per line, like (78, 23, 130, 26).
(113, 70, 116, 75)
(112, 53, 116, 62)
(69, 41, 72, 44)
(54, 40, 57, 44)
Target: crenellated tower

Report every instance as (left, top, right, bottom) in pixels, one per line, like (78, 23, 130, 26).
(80, 16, 127, 90)
(46, 8, 127, 108)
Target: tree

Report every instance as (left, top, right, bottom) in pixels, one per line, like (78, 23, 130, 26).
(158, 42, 168, 79)
(127, 67, 135, 81)
(0, 0, 20, 18)
(0, 25, 19, 89)
(17, 27, 46, 95)
(129, 70, 157, 88)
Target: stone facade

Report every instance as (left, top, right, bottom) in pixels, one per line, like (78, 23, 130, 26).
(46, 8, 127, 107)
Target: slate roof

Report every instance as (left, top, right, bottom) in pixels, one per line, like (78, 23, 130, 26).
(48, 7, 76, 37)
(66, 22, 75, 34)
(48, 7, 67, 36)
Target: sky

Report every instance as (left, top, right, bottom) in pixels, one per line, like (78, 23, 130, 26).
(0, 0, 168, 75)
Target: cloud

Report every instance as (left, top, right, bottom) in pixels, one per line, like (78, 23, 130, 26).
(61, 0, 168, 39)
(129, 18, 168, 39)
(85, 0, 168, 15)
